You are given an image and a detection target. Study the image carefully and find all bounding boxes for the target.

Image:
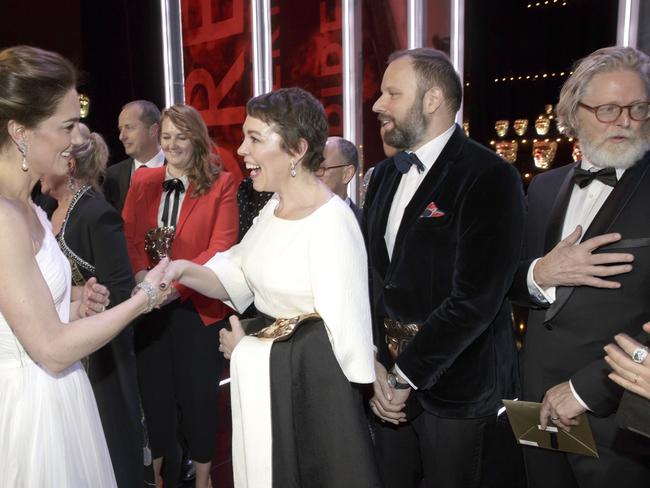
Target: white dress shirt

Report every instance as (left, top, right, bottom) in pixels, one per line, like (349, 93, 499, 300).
(384, 124, 456, 258)
(132, 148, 165, 174)
(527, 159, 626, 409)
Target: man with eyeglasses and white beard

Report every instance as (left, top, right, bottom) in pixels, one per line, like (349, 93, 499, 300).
(510, 46, 650, 488)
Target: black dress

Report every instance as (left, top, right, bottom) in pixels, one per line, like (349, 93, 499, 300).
(56, 186, 143, 487)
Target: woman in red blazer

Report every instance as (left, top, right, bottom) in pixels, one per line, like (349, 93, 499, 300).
(123, 104, 238, 488)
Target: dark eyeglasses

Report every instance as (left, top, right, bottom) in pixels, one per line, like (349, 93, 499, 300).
(314, 163, 352, 177)
(577, 101, 650, 123)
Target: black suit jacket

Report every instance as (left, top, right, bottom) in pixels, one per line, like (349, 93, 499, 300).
(103, 158, 133, 214)
(56, 188, 143, 486)
(364, 125, 525, 418)
(511, 153, 650, 418)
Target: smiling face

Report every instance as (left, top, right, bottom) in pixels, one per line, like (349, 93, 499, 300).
(576, 69, 650, 169)
(372, 56, 427, 151)
(160, 117, 194, 177)
(237, 116, 294, 193)
(25, 88, 82, 178)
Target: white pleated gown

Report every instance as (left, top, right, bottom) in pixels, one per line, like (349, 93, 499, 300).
(0, 206, 116, 487)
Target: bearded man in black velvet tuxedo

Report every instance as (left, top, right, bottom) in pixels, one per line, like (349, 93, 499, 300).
(510, 46, 650, 488)
(363, 47, 525, 488)
(103, 100, 164, 213)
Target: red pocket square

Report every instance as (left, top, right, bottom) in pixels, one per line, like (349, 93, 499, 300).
(421, 201, 445, 218)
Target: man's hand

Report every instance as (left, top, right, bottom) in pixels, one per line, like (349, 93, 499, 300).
(539, 381, 585, 432)
(369, 360, 409, 425)
(533, 225, 633, 290)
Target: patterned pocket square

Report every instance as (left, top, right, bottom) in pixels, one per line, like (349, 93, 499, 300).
(420, 201, 445, 218)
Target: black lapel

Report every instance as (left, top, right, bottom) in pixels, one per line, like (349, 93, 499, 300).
(581, 156, 650, 240)
(119, 159, 133, 200)
(543, 163, 577, 254)
(545, 155, 650, 322)
(390, 125, 462, 259)
(369, 161, 402, 278)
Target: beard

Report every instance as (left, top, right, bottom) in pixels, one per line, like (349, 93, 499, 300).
(578, 125, 650, 170)
(380, 96, 427, 150)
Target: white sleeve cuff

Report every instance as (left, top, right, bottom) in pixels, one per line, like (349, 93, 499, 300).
(569, 380, 592, 412)
(394, 364, 418, 390)
(527, 258, 556, 303)
(204, 252, 254, 313)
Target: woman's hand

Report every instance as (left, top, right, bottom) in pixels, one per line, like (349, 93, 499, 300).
(604, 322, 650, 401)
(139, 258, 172, 310)
(79, 277, 110, 317)
(219, 315, 246, 359)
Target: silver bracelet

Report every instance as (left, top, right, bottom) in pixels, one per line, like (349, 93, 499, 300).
(131, 281, 158, 313)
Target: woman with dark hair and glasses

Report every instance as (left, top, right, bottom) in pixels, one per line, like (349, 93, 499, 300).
(123, 103, 238, 488)
(40, 128, 143, 487)
(159, 88, 379, 487)
(0, 45, 169, 487)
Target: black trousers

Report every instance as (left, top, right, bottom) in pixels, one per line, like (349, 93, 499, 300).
(134, 300, 225, 465)
(523, 413, 650, 488)
(373, 410, 493, 488)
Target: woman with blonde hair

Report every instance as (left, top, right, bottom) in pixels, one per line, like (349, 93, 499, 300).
(41, 127, 144, 487)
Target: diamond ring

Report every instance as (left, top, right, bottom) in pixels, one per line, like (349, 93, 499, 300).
(632, 347, 648, 364)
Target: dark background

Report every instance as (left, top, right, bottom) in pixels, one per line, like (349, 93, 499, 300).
(1, 0, 166, 164)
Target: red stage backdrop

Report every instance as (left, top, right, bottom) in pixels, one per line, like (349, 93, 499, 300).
(272, 0, 343, 136)
(182, 0, 251, 181)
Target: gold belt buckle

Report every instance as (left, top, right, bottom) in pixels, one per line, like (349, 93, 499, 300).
(384, 318, 420, 360)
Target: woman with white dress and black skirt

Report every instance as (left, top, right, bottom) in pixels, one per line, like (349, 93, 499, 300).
(160, 87, 380, 487)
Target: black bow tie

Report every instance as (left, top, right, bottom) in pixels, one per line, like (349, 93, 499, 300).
(573, 167, 618, 189)
(161, 178, 186, 227)
(394, 151, 425, 174)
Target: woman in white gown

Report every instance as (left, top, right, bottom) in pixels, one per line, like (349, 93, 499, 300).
(0, 46, 169, 487)
(161, 87, 380, 487)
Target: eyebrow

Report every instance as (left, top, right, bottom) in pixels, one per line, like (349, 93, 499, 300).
(245, 129, 263, 136)
(63, 117, 81, 124)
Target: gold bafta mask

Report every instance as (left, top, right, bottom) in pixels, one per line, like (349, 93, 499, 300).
(572, 141, 582, 162)
(535, 115, 550, 135)
(532, 140, 558, 169)
(463, 121, 470, 137)
(79, 94, 90, 119)
(495, 141, 518, 163)
(544, 104, 553, 115)
(495, 120, 509, 138)
(513, 119, 528, 136)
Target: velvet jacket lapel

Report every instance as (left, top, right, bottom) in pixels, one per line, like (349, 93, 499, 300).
(390, 126, 463, 266)
(545, 156, 650, 322)
(369, 163, 402, 279)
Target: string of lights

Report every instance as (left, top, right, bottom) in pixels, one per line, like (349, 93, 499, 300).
(493, 71, 572, 83)
(527, 0, 568, 8)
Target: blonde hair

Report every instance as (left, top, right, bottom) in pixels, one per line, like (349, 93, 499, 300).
(71, 132, 109, 192)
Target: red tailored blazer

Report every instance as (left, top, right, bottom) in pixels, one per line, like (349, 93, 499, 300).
(122, 166, 239, 325)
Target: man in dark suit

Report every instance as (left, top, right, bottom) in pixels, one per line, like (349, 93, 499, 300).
(103, 100, 164, 213)
(364, 47, 525, 488)
(317, 136, 363, 222)
(510, 46, 650, 487)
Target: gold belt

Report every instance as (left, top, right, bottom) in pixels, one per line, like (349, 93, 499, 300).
(250, 313, 321, 342)
(384, 318, 420, 360)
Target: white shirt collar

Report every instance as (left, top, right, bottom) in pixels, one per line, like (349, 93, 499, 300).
(164, 168, 189, 187)
(580, 157, 626, 180)
(411, 124, 456, 171)
(134, 148, 165, 169)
